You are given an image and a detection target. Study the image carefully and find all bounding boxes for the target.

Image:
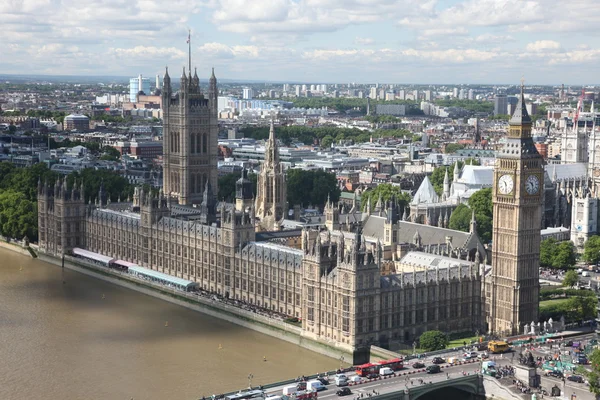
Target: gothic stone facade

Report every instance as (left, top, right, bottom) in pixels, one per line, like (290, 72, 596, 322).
(38, 182, 484, 363)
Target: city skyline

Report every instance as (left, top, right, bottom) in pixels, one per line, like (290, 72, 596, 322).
(3, 0, 600, 84)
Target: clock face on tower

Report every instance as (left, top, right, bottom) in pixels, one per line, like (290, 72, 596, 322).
(525, 175, 540, 195)
(498, 174, 514, 195)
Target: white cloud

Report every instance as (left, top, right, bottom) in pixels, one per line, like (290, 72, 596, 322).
(354, 37, 375, 45)
(526, 40, 562, 52)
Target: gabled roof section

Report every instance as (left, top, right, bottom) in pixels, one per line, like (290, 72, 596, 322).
(411, 176, 439, 205)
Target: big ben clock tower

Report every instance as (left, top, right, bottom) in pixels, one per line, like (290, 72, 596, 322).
(489, 82, 542, 335)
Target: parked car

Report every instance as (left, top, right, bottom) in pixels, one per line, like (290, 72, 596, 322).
(336, 388, 352, 396)
(477, 352, 489, 360)
(426, 365, 441, 374)
(413, 362, 426, 369)
(567, 375, 584, 383)
(432, 357, 445, 364)
(463, 351, 478, 359)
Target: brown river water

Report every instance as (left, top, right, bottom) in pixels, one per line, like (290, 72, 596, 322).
(0, 248, 337, 400)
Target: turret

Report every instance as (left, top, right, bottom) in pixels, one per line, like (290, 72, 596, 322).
(209, 67, 217, 102)
(163, 67, 171, 94)
(442, 168, 450, 200)
(180, 67, 188, 90)
(199, 180, 217, 225)
(98, 180, 107, 208)
(453, 161, 460, 182)
(469, 209, 477, 234)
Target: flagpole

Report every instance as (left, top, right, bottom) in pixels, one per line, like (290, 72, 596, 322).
(188, 29, 191, 75)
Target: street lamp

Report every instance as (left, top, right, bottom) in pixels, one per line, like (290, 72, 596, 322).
(248, 373, 254, 388)
(339, 355, 345, 370)
(413, 341, 417, 356)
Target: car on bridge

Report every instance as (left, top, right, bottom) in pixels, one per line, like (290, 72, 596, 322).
(426, 365, 441, 374)
(413, 362, 425, 369)
(336, 387, 352, 396)
(432, 357, 445, 364)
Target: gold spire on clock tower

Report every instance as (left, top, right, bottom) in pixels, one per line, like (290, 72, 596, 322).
(489, 81, 542, 336)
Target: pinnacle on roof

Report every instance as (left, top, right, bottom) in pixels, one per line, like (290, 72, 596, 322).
(210, 67, 216, 80)
(509, 80, 532, 125)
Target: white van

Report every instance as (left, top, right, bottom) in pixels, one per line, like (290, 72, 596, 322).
(582, 271, 591, 277)
(306, 380, 326, 392)
(282, 385, 297, 396)
(335, 375, 349, 387)
(379, 367, 394, 376)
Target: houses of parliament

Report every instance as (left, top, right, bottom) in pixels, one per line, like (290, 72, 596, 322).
(37, 68, 541, 363)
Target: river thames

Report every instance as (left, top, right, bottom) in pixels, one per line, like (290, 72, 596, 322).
(0, 248, 338, 400)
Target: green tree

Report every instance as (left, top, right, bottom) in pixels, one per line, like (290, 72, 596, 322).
(540, 238, 558, 268)
(68, 168, 133, 203)
(467, 188, 493, 242)
(468, 188, 492, 216)
(563, 270, 579, 287)
(554, 241, 577, 268)
(320, 135, 334, 148)
(361, 184, 411, 213)
(286, 169, 340, 208)
(448, 204, 472, 233)
(445, 143, 465, 154)
(583, 235, 600, 264)
(100, 146, 121, 161)
(579, 349, 600, 396)
(0, 190, 37, 240)
(419, 330, 448, 351)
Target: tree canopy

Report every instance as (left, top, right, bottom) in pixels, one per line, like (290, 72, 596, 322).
(286, 169, 340, 208)
(419, 330, 448, 351)
(361, 184, 411, 214)
(579, 349, 600, 396)
(445, 143, 465, 154)
(448, 203, 472, 233)
(563, 270, 579, 287)
(467, 188, 493, 243)
(583, 235, 600, 264)
(0, 190, 37, 241)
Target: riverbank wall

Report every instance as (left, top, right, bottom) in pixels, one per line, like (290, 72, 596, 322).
(0, 239, 36, 258)
(33, 251, 355, 365)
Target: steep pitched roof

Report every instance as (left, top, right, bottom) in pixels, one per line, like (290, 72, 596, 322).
(411, 176, 439, 205)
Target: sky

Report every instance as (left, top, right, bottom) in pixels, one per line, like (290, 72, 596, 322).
(2, 0, 600, 84)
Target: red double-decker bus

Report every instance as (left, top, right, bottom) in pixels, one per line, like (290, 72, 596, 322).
(355, 358, 403, 376)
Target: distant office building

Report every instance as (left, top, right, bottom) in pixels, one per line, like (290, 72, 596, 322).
(295, 85, 301, 96)
(397, 90, 406, 100)
(526, 103, 538, 116)
(376, 104, 406, 116)
(385, 92, 395, 101)
(459, 88, 466, 100)
(494, 94, 508, 116)
(453, 87, 459, 98)
(129, 75, 151, 102)
(424, 90, 433, 101)
(369, 87, 377, 99)
(507, 96, 518, 116)
(322, 84, 328, 93)
(413, 90, 420, 101)
(310, 84, 316, 91)
(64, 114, 90, 131)
(468, 89, 474, 100)
(242, 88, 254, 100)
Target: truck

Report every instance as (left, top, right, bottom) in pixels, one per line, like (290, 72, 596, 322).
(488, 341, 510, 354)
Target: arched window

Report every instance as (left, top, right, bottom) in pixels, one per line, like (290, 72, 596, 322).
(196, 134, 201, 154)
(191, 135, 195, 154)
(202, 134, 207, 153)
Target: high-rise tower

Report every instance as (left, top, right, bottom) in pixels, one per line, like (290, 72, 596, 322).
(489, 82, 543, 335)
(255, 120, 287, 231)
(162, 66, 219, 206)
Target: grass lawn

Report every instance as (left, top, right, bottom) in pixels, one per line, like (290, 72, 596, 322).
(539, 298, 570, 307)
(446, 336, 481, 348)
